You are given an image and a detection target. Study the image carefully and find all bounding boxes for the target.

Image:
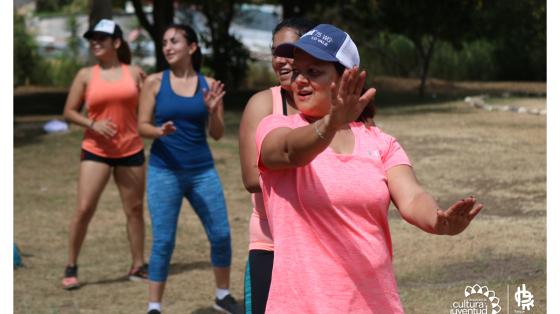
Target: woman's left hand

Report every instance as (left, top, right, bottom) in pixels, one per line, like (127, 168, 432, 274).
(327, 67, 376, 130)
(203, 80, 226, 114)
(434, 196, 484, 235)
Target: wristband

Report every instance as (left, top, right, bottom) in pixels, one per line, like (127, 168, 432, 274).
(89, 120, 95, 129)
(313, 120, 326, 140)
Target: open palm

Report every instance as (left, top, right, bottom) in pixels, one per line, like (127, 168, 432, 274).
(434, 196, 484, 235)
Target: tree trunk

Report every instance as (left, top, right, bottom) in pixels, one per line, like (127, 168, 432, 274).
(201, 1, 235, 83)
(131, 0, 174, 71)
(152, 1, 174, 70)
(88, 0, 112, 26)
(414, 36, 436, 97)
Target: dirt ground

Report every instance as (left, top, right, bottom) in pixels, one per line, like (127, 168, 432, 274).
(14, 92, 546, 313)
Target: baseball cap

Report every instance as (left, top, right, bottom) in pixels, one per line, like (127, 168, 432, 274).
(83, 19, 123, 39)
(274, 24, 360, 69)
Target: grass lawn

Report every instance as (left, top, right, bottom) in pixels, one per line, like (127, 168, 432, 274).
(14, 95, 546, 313)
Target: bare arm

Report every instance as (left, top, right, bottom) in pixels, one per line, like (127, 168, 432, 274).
(63, 67, 116, 138)
(137, 73, 176, 139)
(130, 65, 147, 90)
(239, 90, 273, 192)
(204, 77, 226, 140)
(387, 165, 483, 235)
(261, 67, 376, 169)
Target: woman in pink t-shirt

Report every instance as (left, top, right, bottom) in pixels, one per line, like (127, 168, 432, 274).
(257, 24, 484, 313)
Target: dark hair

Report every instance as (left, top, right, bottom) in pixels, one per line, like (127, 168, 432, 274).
(357, 86, 376, 125)
(333, 63, 376, 124)
(273, 17, 316, 37)
(164, 24, 202, 72)
(116, 38, 131, 64)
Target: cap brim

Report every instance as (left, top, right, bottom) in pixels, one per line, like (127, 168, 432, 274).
(275, 42, 338, 63)
(83, 30, 112, 39)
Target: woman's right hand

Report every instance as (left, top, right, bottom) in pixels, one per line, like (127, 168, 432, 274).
(326, 67, 376, 130)
(91, 119, 117, 139)
(159, 121, 177, 137)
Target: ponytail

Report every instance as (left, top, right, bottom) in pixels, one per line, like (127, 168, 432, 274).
(116, 38, 131, 65)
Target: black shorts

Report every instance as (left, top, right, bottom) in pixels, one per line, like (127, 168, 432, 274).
(246, 249, 274, 314)
(80, 149, 145, 167)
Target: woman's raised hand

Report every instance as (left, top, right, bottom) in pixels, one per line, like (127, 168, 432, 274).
(327, 67, 376, 130)
(434, 196, 484, 235)
(203, 80, 226, 114)
(91, 119, 117, 139)
(159, 121, 177, 137)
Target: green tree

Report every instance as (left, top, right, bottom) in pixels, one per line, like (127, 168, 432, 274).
(376, 0, 481, 96)
(14, 13, 38, 86)
(474, 0, 546, 81)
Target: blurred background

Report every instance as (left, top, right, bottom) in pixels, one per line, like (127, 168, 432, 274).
(13, 0, 546, 99)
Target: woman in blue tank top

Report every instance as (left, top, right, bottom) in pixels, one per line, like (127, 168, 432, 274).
(138, 24, 242, 314)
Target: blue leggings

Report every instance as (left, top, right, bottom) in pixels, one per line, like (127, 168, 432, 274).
(147, 165, 232, 282)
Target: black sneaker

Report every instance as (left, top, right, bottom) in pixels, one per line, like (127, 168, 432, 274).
(213, 294, 243, 314)
(128, 263, 148, 281)
(62, 265, 80, 290)
(147, 310, 161, 314)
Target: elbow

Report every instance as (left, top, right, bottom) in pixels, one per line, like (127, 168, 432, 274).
(63, 109, 72, 121)
(210, 130, 224, 141)
(287, 153, 311, 168)
(137, 124, 148, 138)
(242, 177, 262, 193)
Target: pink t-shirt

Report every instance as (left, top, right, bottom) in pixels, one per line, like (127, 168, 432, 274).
(248, 86, 285, 251)
(256, 113, 410, 313)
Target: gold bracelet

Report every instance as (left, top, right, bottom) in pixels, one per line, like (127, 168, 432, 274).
(313, 120, 326, 139)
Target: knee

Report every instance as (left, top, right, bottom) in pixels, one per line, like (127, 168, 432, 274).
(151, 233, 176, 256)
(209, 233, 231, 256)
(209, 234, 231, 267)
(209, 232, 231, 247)
(124, 202, 144, 219)
(74, 203, 96, 223)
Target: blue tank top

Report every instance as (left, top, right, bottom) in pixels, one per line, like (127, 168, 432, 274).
(149, 70, 214, 170)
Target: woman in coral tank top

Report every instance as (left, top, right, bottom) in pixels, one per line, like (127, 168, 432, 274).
(61, 19, 148, 290)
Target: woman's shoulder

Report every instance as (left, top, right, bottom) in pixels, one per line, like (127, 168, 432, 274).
(127, 64, 146, 78)
(249, 88, 273, 104)
(78, 65, 96, 77)
(144, 72, 164, 84)
(356, 124, 396, 142)
(243, 89, 274, 118)
(73, 66, 95, 84)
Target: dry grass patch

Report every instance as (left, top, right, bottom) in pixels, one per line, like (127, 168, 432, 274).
(14, 98, 545, 313)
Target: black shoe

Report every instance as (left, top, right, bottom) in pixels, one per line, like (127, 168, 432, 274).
(62, 265, 80, 290)
(213, 294, 243, 314)
(147, 310, 160, 314)
(128, 263, 149, 281)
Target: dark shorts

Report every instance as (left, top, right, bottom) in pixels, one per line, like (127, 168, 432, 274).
(80, 149, 145, 167)
(245, 249, 274, 314)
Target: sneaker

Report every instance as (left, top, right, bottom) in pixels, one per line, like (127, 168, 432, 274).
(213, 294, 243, 314)
(128, 263, 148, 281)
(62, 265, 80, 290)
(147, 310, 161, 314)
